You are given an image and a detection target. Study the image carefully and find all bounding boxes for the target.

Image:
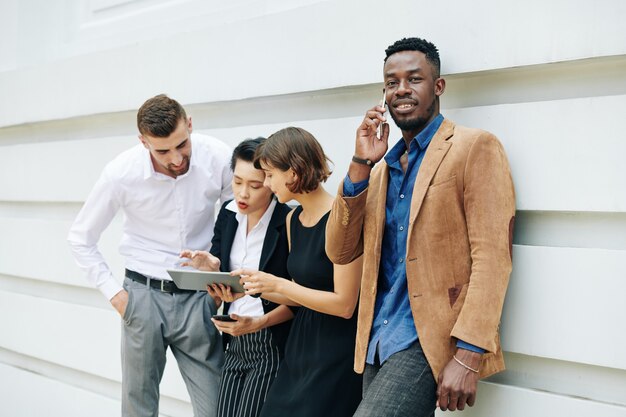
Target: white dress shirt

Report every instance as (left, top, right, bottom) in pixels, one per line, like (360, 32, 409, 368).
(226, 199, 277, 318)
(68, 133, 233, 300)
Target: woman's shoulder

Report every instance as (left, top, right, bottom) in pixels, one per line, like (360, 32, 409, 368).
(216, 199, 237, 221)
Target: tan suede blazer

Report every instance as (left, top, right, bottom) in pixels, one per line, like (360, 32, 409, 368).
(326, 118, 515, 380)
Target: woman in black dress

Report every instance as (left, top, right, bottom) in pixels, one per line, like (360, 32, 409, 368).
(232, 127, 363, 417)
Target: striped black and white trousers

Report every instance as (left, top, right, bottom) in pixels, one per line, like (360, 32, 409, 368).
(217, 327, 281, 417)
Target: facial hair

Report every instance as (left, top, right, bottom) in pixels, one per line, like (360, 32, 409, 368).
(167, 156, 190, 177)
(390, 97, 437, 132)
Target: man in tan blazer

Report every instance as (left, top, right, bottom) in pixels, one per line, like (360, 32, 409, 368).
(326, 37, 515, 416)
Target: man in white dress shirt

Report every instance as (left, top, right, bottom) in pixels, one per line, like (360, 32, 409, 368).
(68, 94, 233, 417)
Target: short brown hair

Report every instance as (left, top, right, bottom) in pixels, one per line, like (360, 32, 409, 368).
(137, 94, 187, 137)
(254, 127, 332, 194)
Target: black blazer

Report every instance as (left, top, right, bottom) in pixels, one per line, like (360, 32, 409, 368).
(209, 199, 292, 355)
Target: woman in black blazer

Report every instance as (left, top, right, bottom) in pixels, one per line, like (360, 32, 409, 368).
(180, 138, 293, 417)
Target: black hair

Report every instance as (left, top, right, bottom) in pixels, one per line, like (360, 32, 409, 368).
(231, 137, 266, 171)
(384, 37, 441, 77)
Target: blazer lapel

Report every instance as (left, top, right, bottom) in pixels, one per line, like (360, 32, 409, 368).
(220, 213, 239, 272)
(408, 119, 454, 226)
(259, 205, 286, 271)
(369, 163, 389, 265)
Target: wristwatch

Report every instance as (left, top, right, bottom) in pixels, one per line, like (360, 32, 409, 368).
(352, 155, 375, 167)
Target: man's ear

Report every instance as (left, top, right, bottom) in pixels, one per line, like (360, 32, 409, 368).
(138, 134, 150, 149)
(435, 77, 446, 97)
(187, 117, 193, 134)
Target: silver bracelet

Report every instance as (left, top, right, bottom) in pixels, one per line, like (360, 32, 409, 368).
(453, 355, 479, 373)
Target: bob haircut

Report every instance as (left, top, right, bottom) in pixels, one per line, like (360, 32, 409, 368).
(254, 127, 332, 194)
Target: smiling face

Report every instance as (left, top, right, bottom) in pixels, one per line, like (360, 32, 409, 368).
(383, 50, 445, 139)
(139, 117, 193, 178)
(232, 159, 273, 217)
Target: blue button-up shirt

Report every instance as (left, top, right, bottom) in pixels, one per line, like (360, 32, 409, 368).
(344, 114, 483, 365)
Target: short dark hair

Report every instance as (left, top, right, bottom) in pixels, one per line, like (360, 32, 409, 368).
(254, 127, 332, 194)
(137, 94, 187, 137)
(384, 37, 441, 77)
(231, 137, 266, 171)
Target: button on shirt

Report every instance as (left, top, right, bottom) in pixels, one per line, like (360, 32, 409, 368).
(67, 133, 233, 300)
(226, 199, 277, 317)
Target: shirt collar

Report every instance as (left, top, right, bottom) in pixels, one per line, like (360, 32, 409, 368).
(142, 148, 156, 180)
(231, 198, 278, 229)
(384, 114, 444, 165)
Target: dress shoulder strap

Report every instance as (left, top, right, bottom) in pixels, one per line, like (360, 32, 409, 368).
(286, 206, 300, 252)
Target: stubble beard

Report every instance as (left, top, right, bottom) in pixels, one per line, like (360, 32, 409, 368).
(168, 157, 190, 177)
(390, 98, 437, 133)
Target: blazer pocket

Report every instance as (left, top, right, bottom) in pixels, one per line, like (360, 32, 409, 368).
(425, 175, 456, 198)
(123, 288, 135, 325)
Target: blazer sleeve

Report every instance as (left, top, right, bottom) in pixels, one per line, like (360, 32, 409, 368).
(451, 133, 516, 352)
(325, 181, 367, 265)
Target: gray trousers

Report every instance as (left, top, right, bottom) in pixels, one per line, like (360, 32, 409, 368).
(353, 341, 436, 417)
(121, 277, 224, 417)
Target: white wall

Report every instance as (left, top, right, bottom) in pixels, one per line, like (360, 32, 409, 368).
(1, 0, 625, 416)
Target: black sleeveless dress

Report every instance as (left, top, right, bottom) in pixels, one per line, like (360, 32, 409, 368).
(259, 206, 362, 417)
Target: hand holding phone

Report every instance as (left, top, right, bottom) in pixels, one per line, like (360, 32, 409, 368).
(213, 314, 237, 322)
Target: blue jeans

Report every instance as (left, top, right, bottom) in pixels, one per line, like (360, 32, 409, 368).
(354, 341, 436, 417)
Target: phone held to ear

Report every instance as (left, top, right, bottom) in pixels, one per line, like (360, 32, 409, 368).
(213, 314, 237, 322)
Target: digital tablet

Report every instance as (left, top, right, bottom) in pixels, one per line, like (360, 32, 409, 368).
(166, 269, 244, 293)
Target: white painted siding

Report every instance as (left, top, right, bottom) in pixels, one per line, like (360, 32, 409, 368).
(1, 0, 624, 416)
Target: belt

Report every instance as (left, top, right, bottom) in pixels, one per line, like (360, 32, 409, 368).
(125, 269, 196, 293)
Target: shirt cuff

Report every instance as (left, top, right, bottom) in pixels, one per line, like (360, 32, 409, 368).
(456, 339, 485, 354)
(99, 277, 124, 301)
(343, 174, 369, 197)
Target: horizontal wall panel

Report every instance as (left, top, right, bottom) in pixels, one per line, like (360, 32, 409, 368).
(3, 54, 625, 147)
(0, 119, 361, 201)
(0, 353, 193, 417)
(501, 245, 626, 370)
(436, 381, 626, 417)
(0, 363, 119, 417)
(0, 291, 193, 402)
(490, 352, 626, 407)
(0, 274, 109, 310)
(2, 94, 624, 213)
(0, 291, 122, 380)
(0, 135, 135, 202)
(514, 211, 626, 250)
(447, 94, 626, 212)
(0, 0, 18, 72)
(1, 0, 625, 127)
(0, 216, 124, 288)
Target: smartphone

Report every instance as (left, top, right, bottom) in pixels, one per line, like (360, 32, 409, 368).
(213, 314, 237, 322)
(379, 89, 387, 139)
